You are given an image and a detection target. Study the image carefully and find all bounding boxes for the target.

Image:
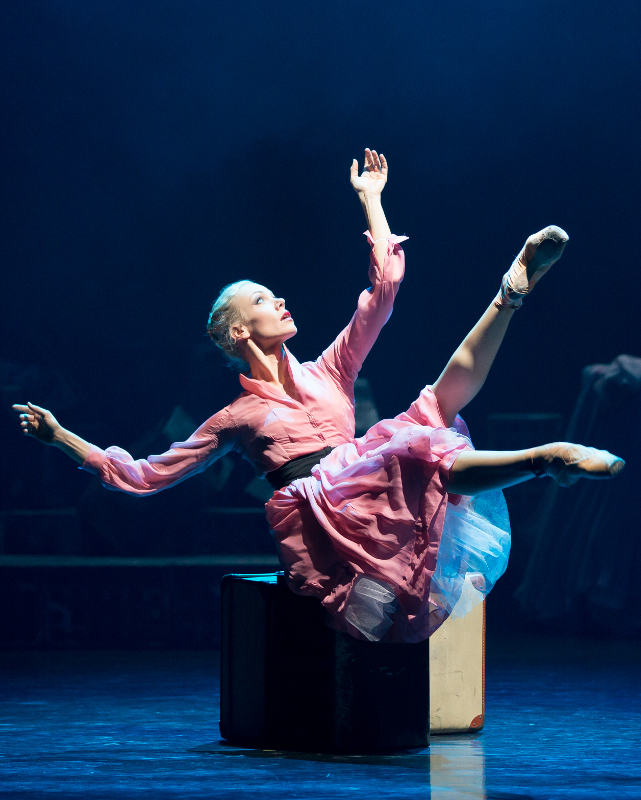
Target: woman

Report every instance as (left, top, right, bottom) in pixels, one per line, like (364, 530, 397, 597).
(13, 149, 624, 643)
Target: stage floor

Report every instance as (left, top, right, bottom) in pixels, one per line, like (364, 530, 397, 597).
(1, 633, 640, 799)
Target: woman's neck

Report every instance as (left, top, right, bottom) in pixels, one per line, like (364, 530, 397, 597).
(245, 342, 288, 386)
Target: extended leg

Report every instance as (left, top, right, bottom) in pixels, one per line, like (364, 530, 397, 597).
(433, 225, 569, 427)
(433, 302, 515, 427)
(448, 443, 625, 496)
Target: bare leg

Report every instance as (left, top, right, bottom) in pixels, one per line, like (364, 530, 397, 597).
(449, 443, 625, 496)
(433, 226, 569, 427)
(433, 303, 515, 427)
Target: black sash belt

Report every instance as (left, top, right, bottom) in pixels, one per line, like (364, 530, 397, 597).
(266, 446, 334, 490)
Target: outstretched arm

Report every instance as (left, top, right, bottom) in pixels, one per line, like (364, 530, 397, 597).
(12, 401, 237, 496)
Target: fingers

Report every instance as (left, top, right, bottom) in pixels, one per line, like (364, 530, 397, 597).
(364, 148, 377, 172)
(350, 148, 388, 189)
(12, 402, 42, 437)
(18, 413, 36, 435)
(13, 403, 37, 422)
(363, 148, 384, 173)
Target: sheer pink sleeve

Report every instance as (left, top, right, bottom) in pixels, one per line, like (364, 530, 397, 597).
(79, 407, 237, 496)
(319, 231, 407, 384)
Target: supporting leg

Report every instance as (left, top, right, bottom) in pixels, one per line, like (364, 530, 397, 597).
(448, 443, 625, 496)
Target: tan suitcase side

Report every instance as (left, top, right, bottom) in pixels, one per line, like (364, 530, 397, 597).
(429, 600, 485, 734)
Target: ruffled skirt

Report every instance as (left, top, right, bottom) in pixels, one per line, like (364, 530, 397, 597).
(265, 386, 511, 642)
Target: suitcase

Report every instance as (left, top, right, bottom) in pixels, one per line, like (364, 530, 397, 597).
(220, 573, 430, 753)
(429, 599, 485, 733)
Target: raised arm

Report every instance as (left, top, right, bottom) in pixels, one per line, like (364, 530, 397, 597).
(320, 149, 407, 384)
(12, 401, 237, 496)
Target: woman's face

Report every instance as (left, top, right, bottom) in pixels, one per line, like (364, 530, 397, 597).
(230, 282, 297, 351)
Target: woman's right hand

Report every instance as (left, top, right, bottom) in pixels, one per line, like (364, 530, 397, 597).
(12, 402, 62, 445)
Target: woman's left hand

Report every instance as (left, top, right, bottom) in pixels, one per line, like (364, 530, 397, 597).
(350, 148, 388, 196)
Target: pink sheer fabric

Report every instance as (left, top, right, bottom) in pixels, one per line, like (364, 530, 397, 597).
(265, 386, 476, 642)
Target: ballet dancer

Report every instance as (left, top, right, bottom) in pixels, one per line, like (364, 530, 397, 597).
(13, 149, 624, 642)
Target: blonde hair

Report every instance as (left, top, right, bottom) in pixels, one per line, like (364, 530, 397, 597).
(206, 279, 255, 369)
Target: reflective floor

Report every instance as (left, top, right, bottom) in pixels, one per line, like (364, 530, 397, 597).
(0, 633, 640, 799)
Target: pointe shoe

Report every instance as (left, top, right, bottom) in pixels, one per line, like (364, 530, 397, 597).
(534, 442, 625, 487)
(494, 225, 569, 309)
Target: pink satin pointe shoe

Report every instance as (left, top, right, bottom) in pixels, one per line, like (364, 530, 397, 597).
(533, 442, 625, 487)
(494, 225, 570, 309)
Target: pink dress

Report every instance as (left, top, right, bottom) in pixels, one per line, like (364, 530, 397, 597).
(81, 233, 511, 642)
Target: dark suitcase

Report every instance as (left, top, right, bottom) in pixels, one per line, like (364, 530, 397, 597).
(220, 572, 430, 753)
